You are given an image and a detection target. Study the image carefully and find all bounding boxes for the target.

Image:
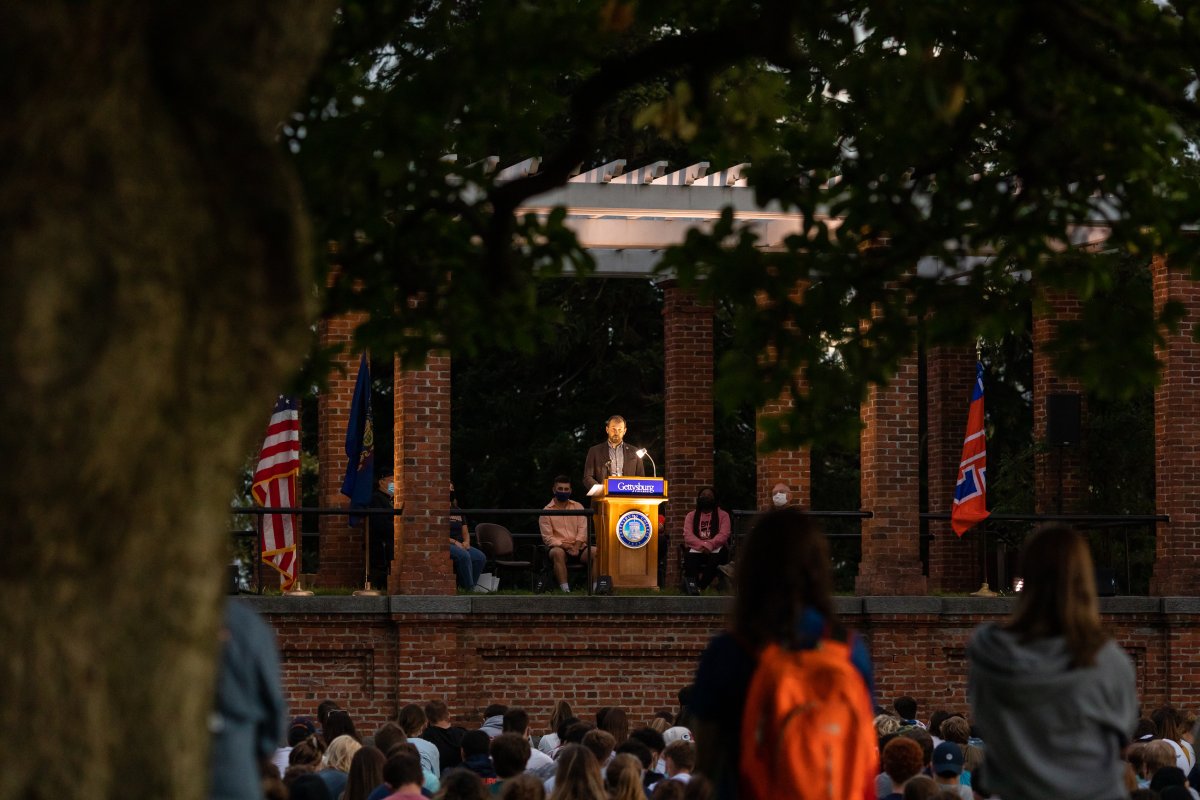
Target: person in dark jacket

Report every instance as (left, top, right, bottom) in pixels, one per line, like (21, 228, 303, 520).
(460, 730, 499, 789)
(420, 700, 467, 772)
(367, 473, 397, 591)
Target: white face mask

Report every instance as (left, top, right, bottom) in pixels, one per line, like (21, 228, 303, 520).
(386, 482, 395, 496)
(772, 492, 788, 507)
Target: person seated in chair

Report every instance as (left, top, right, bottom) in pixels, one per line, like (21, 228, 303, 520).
(682, 486, 731, 591)
(539, 475, 593, 593)
(449, 482, 487, 591)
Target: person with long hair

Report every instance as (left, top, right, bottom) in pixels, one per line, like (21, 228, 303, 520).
(549, 744, 606, 800)
(325, 710, 361, 744)
(681, 487, 731, 591)
(597, 708, 629, 748)
(318, 734, 362, 799)
(968, 525, 1137, 800)
(605, 753, 645, 800)
(688, 508, 874, 800)
(343, 745, 385, 800)
(538, 700, 575, 756)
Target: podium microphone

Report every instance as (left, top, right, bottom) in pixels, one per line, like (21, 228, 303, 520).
(635, 448, 657, 477)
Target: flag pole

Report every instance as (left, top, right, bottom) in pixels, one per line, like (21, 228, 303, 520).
(353, 515, 381, 596)
(284, 541, 314, 596)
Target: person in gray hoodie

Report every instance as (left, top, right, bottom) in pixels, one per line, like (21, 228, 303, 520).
(968, 525, 1137, 800)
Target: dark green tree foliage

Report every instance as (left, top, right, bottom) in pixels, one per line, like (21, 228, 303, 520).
(293, 1, 1200, 452)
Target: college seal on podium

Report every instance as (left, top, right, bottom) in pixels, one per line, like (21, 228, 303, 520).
(615, 510, 652, 549)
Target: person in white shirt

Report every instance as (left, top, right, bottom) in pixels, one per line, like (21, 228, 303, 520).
(502, 708, 555, 770)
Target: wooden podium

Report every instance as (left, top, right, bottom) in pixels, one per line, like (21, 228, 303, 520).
(591, 477, 668, 589)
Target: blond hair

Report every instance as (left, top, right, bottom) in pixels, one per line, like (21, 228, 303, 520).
(324, 734, 362, 772)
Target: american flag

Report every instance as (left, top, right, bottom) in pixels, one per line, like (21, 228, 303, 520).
(252, 396, 301, 589)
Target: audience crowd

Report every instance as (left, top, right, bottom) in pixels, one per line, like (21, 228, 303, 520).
(234, 690, 1200, 800)
(214, 510, 1199, 800)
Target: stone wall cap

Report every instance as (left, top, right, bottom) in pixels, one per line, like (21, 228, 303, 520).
(239, 595, 390, 614)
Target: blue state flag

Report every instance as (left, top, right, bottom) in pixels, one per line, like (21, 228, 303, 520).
(341, 352, 375, 525)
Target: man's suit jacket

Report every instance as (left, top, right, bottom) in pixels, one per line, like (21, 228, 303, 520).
(584, 441, 645, 489)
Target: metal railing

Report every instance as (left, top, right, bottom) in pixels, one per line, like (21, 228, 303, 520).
(230, 505, 1168, 595)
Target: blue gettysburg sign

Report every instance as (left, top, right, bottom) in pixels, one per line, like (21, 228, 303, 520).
(606, 477, 665, 496)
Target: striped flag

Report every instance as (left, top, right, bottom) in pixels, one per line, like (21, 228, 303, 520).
(951, 361, 989, 536)
(252, 396, 301, 589)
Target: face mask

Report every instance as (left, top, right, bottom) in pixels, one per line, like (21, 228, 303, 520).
(697, 496, 716, 511)
(772, 492, 788, 507)
(554, 491, 571, 502)
(386, 482, 395, 496)
(655, 757, 666, 775)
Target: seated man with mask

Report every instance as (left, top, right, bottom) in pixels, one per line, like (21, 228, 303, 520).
(540, 475, 593, 593)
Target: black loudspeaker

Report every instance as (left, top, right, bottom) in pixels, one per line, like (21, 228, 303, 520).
(1046, 393, 1082, 446)
(594, 575, 613, 596)
(1095, 567, 1118, 597)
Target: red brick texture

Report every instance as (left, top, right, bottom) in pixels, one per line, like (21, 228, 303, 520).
(393, 353, 456, 595)
(317, 314, 370, 589)
(756, 398, 811, 510)
(1032, 288, 1088, 514)
(259, 599, 1200, 731)
(925, 345, 982, 592)
(857, 350, 927, 595)
(1151, 256, 1200, 595)
(662, 284, 715, 590)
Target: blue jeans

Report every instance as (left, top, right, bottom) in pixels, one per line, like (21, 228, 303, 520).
(449, 542, 486, 589)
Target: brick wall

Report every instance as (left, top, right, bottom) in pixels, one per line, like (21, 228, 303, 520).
(254, 596, 1200, 731)
(662, 284, 714, 590)
(393, 352, 456, 595)
(1151, 256, 1200, 595)
(925, 345, 982, 592)
(317, 314, 369, 588)
(1032, 288, 1088, 514)
(857, 348, 927, 595)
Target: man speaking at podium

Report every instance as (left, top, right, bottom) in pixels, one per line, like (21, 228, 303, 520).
(583, 415, 645, 490)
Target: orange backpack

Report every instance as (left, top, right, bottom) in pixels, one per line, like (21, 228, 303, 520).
(739, 636, 878, 800)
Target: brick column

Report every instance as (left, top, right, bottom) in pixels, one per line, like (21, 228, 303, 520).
(317, 315, 368, 588)
(392, 352, 456, 595)
(856, 350, 926, 595)
(1033, 289, 1088, 513)
(925, 345, 981, 592)
(1151, 255, 1200, 595)
(756, 399, 811, 509)
(662, 284, 714, 590)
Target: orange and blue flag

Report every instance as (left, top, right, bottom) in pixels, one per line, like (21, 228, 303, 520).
(951, 361, 989, 536)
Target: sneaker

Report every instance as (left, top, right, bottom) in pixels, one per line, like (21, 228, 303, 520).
(717, 563, 735, 579)
(472, 584, 490, 593)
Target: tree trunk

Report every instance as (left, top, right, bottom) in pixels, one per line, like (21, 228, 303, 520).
(0, 3, 336, 798)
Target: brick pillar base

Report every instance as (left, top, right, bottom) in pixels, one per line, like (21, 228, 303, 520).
(926, 345, 982, 592)
(1151, 256, 1200, 595)
(317, 315, 368, 589)
(1033, 289, 1088, 514)
(392, 352, 456, 595)
(662, 284, 714, 590)
(856, 351, 926, 596)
